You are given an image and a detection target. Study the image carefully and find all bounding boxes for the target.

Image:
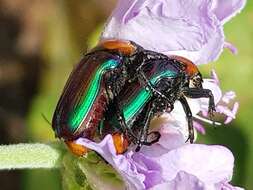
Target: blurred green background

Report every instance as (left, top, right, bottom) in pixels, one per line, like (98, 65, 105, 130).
(0, 0, 252, 189)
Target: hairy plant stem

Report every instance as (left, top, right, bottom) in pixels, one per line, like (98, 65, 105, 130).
(0, 142, 65, 170)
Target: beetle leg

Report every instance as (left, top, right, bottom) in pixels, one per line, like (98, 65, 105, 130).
(112, 98, 141, 144)
(105, 76, 141, 143)
(145, 131, 161, 145)
(112, 96, 161, 151)
(135, 131, 161, 152)
(115, 110, 138, 140)
(178, 96, 194, 143)
(182, 88, 216, 117)
(135, 101, 161, 152)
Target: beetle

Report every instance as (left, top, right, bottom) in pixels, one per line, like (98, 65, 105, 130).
(52, 39, 175, 155)
(101, 56, 216, 153)
(52, 39, 215, 155)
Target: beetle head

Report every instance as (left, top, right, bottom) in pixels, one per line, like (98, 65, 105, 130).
(190, 72, 203, 89)
(169, 55, 203, 88)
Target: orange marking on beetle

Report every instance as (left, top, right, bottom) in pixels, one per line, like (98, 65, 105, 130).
(170, 55, 199, 76)
(65, 141, 89, 156)
(100, 39, 136, 55)
(112, 133, 129, 154)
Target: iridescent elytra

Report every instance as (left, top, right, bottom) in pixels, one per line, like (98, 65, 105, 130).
(52, 40, 139, 154)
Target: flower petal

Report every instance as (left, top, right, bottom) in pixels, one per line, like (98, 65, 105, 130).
(165, 27, 224, 65)
(211, 69, 220, 85)
(224, 102, 239, 124)
(211, 0, 247, 24)
(216, 105, 235, 119)
(215, 181, 245, 190)
(222, 91, 236, 104)
(224, 41, 238, 55)
(142, 118, 188, 154)
(132, 153, 163, 189)
(102, 8, 204, 53)
(75, 136, 146, 190)
(101, 0, 225, 64)
(193, 121, 206, 135)
(134, 115, 189, 159)
(157, 144, 234, 184)
(150, 171, 205, 190)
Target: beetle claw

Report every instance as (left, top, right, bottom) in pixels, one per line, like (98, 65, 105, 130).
(135, 131, 161, 152)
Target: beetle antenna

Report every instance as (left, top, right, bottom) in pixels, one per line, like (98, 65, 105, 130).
(41, 113, 52, 126)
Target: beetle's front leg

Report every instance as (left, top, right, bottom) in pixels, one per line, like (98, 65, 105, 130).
(182, 88, 216, 117)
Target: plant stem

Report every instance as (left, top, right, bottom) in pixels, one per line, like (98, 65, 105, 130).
(0, 142, 64, 170)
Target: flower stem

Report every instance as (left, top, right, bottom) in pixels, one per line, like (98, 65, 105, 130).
(0, 142, 65, 170)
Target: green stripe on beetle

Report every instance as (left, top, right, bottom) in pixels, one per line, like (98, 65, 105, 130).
(123, 70, 177, 122)
(68, 59, 120, 132)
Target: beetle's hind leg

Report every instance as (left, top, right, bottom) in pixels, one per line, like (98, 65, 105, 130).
(114, 103, 160, 152)
(112, 97, 160, 152)
(135, 100, 161, 152)
(178, 96, 194, 143)
(109, 97, 142, 146)
(135, 131, 161, 152)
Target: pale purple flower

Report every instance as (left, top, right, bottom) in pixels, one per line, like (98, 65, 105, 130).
(169, 69, 239, 135)
(195, 70, 239, 127)
(75, 87, 242, 190)
(101, 0, 246, 64)
(76, 125, 243, 190)
(193, 121, 206, 135)
(74, 0, 246, 189)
